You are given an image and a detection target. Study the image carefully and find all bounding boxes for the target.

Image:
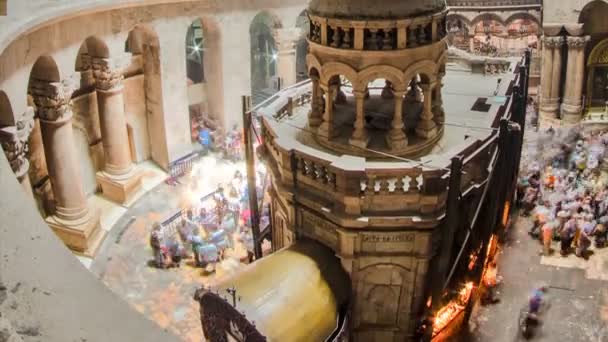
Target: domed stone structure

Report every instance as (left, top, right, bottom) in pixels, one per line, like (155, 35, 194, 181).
(306, 0, 448, 158)
(309, 0, 447, 19)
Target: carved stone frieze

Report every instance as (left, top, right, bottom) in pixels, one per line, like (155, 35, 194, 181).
(29, 79, 75, 122)
(92, 55, 130, 91)
(566, 36, 590, 50)
(543, 36, 564, 49)
(0, 108, 35, 178)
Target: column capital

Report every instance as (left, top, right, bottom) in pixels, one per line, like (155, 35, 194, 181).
(79, 53, 93, 72)
(543, 36, 564, 49)
(92, 55, 130, 91)
(29, 79, 76, 122)
(566, 35, 590, 49)
(0, 108, 34, 178)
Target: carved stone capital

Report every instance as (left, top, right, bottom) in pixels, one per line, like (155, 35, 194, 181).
(566, 35, 590, 49)
(92, 55, 130, 91)
(543, 36, 564, 49)
(0, 108, 35, 178)
(29, 79, 76, 122)
(79, 53, 93, 72)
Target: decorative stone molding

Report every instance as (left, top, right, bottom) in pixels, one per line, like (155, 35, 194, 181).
(0, 108, 34, 178)
(566, 36, 589, 50)
(92, 55, 130, 91)
(543, 36, 564, 49)
(29, 79, 75, 122)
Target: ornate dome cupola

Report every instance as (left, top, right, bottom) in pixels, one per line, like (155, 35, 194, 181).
(306, 0, 449, 157)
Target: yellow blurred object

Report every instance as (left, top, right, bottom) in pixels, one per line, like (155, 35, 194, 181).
(205, 239, 351, 341)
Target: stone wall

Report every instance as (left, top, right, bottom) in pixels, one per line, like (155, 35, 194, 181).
(0, 0, 308, 168)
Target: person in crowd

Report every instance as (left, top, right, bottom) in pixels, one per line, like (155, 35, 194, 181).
(150, 222, 166, 269)
(561, 216, 577, 256)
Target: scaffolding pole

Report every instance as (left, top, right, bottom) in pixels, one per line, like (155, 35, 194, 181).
(242, 95, 263, 260)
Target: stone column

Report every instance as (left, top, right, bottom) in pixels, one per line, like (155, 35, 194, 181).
(432, 73, 445, 124)
(92, 56, 143, 204)
(349, 91, 368, 148)
(549, 37, 564, 118)
(308, 73, 323, 128)
(416, 83, 438, 138)
(0, 108, 35, 197)
(29, 79, 105, 256)
(317, 83, 336, 140)
(562, 36, 590, 123)
(388, 90, 408, 149)
(540, 36, 557, 118)
(275, 28, 300, 88)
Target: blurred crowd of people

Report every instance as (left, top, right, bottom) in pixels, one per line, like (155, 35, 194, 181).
(518, 128, 608, 258)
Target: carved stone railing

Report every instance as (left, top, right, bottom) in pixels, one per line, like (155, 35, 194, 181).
(309, 12, 448, 51)
(447, 0, 541, 8)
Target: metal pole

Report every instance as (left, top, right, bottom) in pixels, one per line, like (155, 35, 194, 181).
(242, 95, 263, 260)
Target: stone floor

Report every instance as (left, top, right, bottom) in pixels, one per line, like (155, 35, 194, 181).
(464, 213, 608, 342)
(89, 154, 247, 342)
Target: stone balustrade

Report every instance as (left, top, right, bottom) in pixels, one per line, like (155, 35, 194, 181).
(308, 12, 448, 51)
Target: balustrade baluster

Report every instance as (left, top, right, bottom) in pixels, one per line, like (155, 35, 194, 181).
(381, 30, 393, 50)
(331, 26, 341, 48)
(418, 25, 427, 45)
(342, 28, 352, 49)
(407, 27, 418, 48)
(408, 172, 420, 193)
(366, 29, 379, 50)
(365, 176, 376, 195)
(379, 179, 390, 194)
(394, 176, 405, 193)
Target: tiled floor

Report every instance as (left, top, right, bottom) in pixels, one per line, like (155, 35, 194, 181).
(89, 155, 246, 342)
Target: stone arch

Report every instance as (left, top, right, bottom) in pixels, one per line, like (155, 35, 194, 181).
(320, 62, 357, 88)
(447, 13, 472, 31)
(403, 60, 437, 85)
(30, 55, 61, 83)
(250, 11, 283, 104)
(579, 0, 608, 36)
(470, 13, 506, 28)
(504, 12, 540, 27)
(435, 51, 448, 74)
(0, 90, 14, 125)
(356, 65, 406, 91)
(306, 54, 322, 75)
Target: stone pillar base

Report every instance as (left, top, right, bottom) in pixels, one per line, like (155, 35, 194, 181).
(386, 130, 408, 149)
(416, 120, 437, 139)
(349, 134, 369, 149)
(46, 210, 105, 257)
(96, 168, 143, 204)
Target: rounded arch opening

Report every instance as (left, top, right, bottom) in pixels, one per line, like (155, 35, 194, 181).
(579, 0, 608, 37)
(250, 11, 283, 105)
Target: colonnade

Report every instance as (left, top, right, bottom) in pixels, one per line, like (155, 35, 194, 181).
(540, 34, 589, 123)
(308, 73, 442, 151)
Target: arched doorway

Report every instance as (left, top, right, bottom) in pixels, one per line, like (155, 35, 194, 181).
(296, 10, 310, 82)
(580, 0, 608, 116)
(250, 11, 282, 105)
(585, 38, 608, 113)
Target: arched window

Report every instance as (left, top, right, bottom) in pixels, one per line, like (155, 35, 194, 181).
(186, 19, 205, 84)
